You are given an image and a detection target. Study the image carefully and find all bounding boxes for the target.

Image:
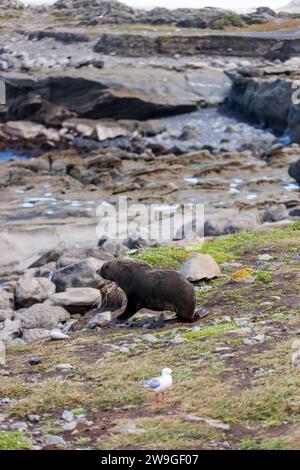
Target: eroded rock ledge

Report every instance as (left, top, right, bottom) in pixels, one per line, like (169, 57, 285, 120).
(229, 72, 300, 142)
(0, 66, 231, 123)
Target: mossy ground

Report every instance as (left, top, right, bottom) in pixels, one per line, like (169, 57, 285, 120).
(0, 224, 299, 450)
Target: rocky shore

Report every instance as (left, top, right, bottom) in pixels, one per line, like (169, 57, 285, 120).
(0, 2, 299, 267)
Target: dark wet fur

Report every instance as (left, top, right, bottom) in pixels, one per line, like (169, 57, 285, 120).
(99, 259, 197, 323)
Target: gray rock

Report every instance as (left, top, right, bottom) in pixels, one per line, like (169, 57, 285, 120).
(257, 254, 273, 261)
(50, 288, 102, 314)
(52, 257, 105, 292)
(205, 211, 259, 236)
(142, 333, 159, 343)
(29, 242, 67, 268)
(88, 311, 112, 329)
(27, 414, 40, 423)
(62, 319, 78, 333)
(123, 229, 149, 250)
(62, 420, 77, 431)
(0, 288, 14, 311)
(171, 335, 187, 344)
(262, 204, 289, 223)
(15, 273, 56, 308)
(62, 410, 74, 422)
(1, 66, 229, 123)
(43, 434, 65, 446)
(49, 329, 69, 340)
(0, 319, 21, 343)
(56, 363, 73, 370)
(97, 237, 127, 258)
(0, 310, 13, 321)
(22, 328, 51, 343)
(118, 422, 144, 434)
(9, 421, 28, 432)
(13, 303, 70, 329)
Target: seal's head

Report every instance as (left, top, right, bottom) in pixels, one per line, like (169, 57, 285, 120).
(100, 261, 117, 282)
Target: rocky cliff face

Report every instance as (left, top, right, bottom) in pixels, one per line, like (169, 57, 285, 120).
(94, 33, 300, 60)
(229, 72, 300, 142)
(0, 66, 231, 123)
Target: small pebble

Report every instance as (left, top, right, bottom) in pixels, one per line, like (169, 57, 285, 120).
(56, 363, 73, 371)
(28, 357, 41, 366)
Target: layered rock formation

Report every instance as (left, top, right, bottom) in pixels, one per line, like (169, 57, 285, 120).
(0, 66, 231, 122)
(228, 71, 300, 142)
(94, 32, 300, 60)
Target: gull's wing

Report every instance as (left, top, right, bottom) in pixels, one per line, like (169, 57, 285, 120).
(145, 378, 161, 390)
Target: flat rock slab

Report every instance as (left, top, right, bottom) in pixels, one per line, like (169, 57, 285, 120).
(50, 288, 102, 314)
(0, 66, 230, 123)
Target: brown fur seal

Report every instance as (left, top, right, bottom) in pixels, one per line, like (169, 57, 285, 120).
(99, 259, 196, 323)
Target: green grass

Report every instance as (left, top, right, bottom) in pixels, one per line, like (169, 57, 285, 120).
(256, 272, 272, 284)
(0, 432, 32, 450)
(182, 323, 237, 341)
(134, 223, 300, 269)
(260, 438, 288, 450)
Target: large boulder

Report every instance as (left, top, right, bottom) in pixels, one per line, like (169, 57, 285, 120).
(55, 248, 114, 268)
(0, 319, 21, 344)
(262, 204, 289, 223)
(0, 310, 13, 321)
(204, 211, 259, 236)
(51, 258, 106, 292)
(22, 328, 51, 343)
(97, 237, 127, 258)
(0, 66, 230, 123)
(13, 303, 70, 329)
(180, 253, 221, 282)
(50, 287, 102, 314)
(15, 272, 56, 308)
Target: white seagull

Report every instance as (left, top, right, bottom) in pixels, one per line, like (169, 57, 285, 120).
(144, 368, 173, 402)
